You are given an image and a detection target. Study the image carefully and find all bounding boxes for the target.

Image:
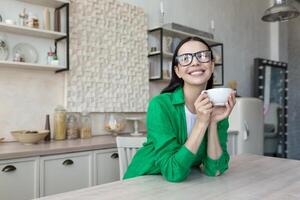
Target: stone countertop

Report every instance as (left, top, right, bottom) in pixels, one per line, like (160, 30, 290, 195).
(0, 131, 238, 161)
(0, 135, 117, 160)
(35, 154, 300, 200)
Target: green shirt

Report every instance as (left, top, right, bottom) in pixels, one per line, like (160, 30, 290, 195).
(124, 87, 230, 182)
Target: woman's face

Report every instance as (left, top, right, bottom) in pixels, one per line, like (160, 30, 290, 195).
(175, 40, 214, 87)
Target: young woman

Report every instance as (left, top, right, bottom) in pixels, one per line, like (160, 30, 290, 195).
(124, 36, 236, 182)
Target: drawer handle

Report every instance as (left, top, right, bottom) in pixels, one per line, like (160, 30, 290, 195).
(62, 159, 74, 166)
(2, 165, 16, 172)
(111, 153, 119, 159)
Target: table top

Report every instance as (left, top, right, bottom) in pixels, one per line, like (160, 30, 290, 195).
(36, 154, 300, 200)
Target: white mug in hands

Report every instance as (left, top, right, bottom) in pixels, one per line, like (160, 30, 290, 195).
(201, 88, 233, 106)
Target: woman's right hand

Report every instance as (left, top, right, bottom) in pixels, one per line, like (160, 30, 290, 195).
(194, 92, 213, 125)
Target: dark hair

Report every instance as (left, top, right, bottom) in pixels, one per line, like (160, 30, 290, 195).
(161, 36, 214, 94)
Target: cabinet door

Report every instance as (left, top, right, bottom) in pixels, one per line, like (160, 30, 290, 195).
(40, 151, 93, 196)
(94, 149, 120, 185)
(0, 157, 39, 200)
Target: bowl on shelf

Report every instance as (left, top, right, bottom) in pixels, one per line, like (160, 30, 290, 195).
(11, 130, 49, 145)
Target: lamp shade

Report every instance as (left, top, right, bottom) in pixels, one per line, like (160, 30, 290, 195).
(262, 0, 300, 22)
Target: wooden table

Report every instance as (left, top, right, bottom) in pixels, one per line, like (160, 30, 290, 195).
(36, 154, 300, 200)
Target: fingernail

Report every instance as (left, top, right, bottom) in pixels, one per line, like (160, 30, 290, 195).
(201, 90, 207, 95)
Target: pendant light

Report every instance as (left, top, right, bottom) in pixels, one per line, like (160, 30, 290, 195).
(262, 0, 300, 22)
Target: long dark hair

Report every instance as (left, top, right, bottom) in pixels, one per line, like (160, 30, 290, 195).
(161, 37, 214, 94)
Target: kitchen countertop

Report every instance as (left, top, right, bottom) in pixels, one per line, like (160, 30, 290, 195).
(0, 135, 117, 160)
(0, 131, 238, 161)
(35, 154, 300, 200)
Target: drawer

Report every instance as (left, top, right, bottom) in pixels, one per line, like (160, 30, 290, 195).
(40, 151, 93, 196)
(94, 148, 120, 185)
(0, 157, 39, 200)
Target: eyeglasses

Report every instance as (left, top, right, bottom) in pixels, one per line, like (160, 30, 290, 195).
(176, 50, 212, 67)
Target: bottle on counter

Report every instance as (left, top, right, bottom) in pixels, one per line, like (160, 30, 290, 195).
(66, 114, 79, 139)
(54, 105, 67, 140)
(44, 114, 51, 141)
(80, 112, 92, 139)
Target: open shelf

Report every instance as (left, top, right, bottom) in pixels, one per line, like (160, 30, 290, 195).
(149, 27, 221, 46)
(0, 23, 66, 40)
(17, 0, 69, 8)
(148, 51, 173, 58)
(0, 60, 66, 71)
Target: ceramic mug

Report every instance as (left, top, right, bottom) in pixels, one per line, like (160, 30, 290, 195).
(5, 19, 16, 25)
(201, 88, 233, 106)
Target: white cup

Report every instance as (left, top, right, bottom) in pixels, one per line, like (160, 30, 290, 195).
(202, 88, 233, 106)
(5, 19, 16, 25)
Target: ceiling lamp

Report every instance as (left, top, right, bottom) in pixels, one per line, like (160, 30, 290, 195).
(262, 0, 300, 22)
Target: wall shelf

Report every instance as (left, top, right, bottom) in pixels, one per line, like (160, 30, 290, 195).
(0, 23, 66, 40)
(148, 51, 173, 58)
(151, 27, 220, 46)
(17, 0, 69, 8)
(0, 0, 70, 73)
(0, 61, 65, 71)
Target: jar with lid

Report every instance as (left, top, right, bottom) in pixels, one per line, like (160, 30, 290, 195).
(66, 114, 79, 139)
(54, 105, 66, 140)
(80, 112, 92, 139)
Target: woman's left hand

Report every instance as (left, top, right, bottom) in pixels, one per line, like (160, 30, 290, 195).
(210, 91, 236, 123)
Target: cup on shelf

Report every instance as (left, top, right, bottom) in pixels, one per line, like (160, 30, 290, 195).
(150, 46, 157, 52)
(5, 19, 16, 25)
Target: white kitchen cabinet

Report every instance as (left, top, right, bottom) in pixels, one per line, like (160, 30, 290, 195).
(94, 149, 120, 185)
(0, 157, 39, 200)
(40, 151, 93, 197)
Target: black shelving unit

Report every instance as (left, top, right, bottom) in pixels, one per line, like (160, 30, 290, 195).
(55, 3, 70, 73)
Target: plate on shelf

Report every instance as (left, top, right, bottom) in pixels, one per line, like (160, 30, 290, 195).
(0, 38, 9, 60)
(13, 43, 39, 63)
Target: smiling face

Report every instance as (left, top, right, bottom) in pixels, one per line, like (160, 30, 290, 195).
(175, 40, 214, 88)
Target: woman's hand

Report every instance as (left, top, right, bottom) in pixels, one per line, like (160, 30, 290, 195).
(210, 91, 236, 123)
(194, 92, 213, 125)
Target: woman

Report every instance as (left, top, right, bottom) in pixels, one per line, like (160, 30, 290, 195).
(124, 36, 236, 182)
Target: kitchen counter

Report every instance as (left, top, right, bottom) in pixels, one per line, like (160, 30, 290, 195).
(35, 154, 300, 200)
(0, 135, 117, 160)
(0, 131, 237, 160)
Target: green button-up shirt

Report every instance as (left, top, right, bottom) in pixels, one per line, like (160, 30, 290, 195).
(124, 86, 230, 182)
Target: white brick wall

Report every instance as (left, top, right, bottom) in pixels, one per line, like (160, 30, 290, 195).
(67, 0, 149, 112)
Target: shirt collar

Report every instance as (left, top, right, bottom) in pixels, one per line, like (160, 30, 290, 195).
(172, 86, 185, 105)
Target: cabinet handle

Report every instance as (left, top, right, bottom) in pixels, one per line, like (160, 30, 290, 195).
(62, 159, 74, 166)
(2, 165, 17, 172)
(111, 153, 119, 159)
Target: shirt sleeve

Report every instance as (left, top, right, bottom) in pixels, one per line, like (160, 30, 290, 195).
(202, 118, 230, 176)
(147, 98, 197, 182)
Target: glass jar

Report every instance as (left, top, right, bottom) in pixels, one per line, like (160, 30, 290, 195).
(54, 105, 66, 140)
(66, 114, 79, 139)
(80, 112, 92, 139)
(104, 113, 125, 136)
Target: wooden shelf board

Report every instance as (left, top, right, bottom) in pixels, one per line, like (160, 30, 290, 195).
(17, 0, 69, 8)
(149, 27, 221, 46)
(0, 61, 66, 71)
(0, 23, 66, 39)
